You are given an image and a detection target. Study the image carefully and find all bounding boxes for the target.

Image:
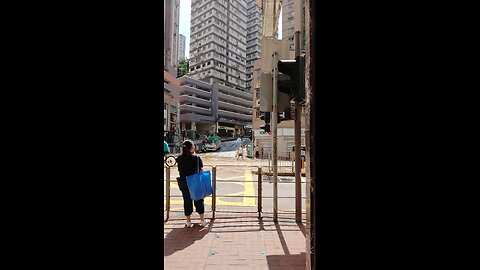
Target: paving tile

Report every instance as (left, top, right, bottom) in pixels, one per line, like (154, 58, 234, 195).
(164, 207, 306, 270)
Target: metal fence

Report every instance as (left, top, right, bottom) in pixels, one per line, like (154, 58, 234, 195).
(164, 164, 306, 222)
(255, 152, 305, 174)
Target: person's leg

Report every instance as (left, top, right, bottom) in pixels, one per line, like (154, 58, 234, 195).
(178, 180, 193, 226)
(194, 199, 207, 225)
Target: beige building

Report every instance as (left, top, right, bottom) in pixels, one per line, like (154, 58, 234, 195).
(251, 59, 306, 158)
(164, 71, 181, 142)
(251, 0, 306, 158)
(164, 0, 180, 74)
(164, 0, 181, 145)
(281, 0, 305, 54)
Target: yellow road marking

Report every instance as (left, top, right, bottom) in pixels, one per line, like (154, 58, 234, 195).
(242, 169, 256, 206)
(164, 170, 256, 207)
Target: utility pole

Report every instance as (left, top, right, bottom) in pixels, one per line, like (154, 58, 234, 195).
(272, 51, 279, 222)
(294, 30, 302, 224)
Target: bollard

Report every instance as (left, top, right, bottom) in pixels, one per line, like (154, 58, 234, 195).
(258, 167, 262, 218)
(166, 166, 171, 221)
(212, 166, 216, 220)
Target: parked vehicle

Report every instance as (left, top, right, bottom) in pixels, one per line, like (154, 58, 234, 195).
(205, 135, 221, 151)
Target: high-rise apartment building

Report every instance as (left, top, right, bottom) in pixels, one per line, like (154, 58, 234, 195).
(189, 0, 249, 92)
(164, 0, 180, 74)
(281, 0, 305, 54)
(178, 34, 186, 61)
(245, 0, 263, 93)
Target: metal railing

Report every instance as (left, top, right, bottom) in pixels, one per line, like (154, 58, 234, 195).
(164, 164, 306, 222)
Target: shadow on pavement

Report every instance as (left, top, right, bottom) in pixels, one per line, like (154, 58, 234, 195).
(266, 252, 306, 269)
(164, 223, 211, 257)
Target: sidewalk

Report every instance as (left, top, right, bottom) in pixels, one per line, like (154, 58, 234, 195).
(164, 207, 306, 270)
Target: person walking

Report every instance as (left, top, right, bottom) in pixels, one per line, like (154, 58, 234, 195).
(176, 140, 208, 228)
(237, 145, 245, 161)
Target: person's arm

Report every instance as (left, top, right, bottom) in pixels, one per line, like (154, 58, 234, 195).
(177, 157, 183, 177)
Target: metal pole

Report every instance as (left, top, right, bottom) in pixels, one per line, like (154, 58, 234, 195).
(166, 166, 171, 221)
(258, 166, 262, 218)
(294, 30, 302, 224)
(272, 51, 278, 222)
(212, 166, 216, 220)
(268, 153, 271, 172)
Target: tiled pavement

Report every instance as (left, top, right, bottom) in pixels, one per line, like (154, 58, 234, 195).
(164, 207, 307, 270)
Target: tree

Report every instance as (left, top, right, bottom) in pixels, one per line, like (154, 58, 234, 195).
(177, 58, 189, 78)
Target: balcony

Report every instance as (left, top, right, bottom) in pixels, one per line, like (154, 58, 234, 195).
(218, 100, 252, 115)
(217, 109, 252, 122)
(179, 104, 211, 116)
(178, 95, 212, 108)
(217, 92, 251, 108)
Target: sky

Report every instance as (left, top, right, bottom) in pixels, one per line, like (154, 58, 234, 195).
(179, 0, 192, 59)
(178, 0, 282, 59)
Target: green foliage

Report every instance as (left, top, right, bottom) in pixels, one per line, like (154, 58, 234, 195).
(177, 58, 189, 78)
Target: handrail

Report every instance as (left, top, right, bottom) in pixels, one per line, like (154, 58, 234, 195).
(164, 164, 306, 222)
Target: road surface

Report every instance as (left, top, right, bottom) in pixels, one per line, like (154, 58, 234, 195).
(164, 153, 306, 218)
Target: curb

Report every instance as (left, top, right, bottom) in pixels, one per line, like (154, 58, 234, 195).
(251, 170, 306, 177)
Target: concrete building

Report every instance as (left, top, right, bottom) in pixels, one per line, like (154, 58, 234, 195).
(164, 0, 180, 74)
(178, 34, 186, 61)
(251, 60, 306, 158)
(164, 0, 181, 146)
(173, 76, 252, 139)
(188, 0, 248, 92)
(251, 0, 306, 158)
(246, 0, 263, 94)
(164, 71, 181, 143)
(281, 0, 305, 56)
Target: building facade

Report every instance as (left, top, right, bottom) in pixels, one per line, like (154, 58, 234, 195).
(164, 0, 181, 146)
(164, 72, 181, 145)
(178, 34, 186, 61)
(188, 0, 248, 92)
(164, 0, 180, 74)
(246, 0, 263, 94)
(251, 60, 306, 158)
(173, 76, 252, 139)
(281, 0, 305, 56)
(251, 0, 306, 157)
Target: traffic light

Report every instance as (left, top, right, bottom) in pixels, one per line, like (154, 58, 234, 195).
(284, 106, 293, 120)
(259, 73, 292, 113)
(277, 55, 305, 101)
(277, 112, 285, 124)
(260, 111, 271, 133)
(260, 111, 271, 124)
(260, 123, 271, 133)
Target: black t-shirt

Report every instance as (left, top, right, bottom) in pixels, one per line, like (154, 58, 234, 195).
(177, 154, 203, 181)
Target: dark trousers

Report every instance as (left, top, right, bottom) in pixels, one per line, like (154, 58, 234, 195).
(177, 179, 205, 216)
